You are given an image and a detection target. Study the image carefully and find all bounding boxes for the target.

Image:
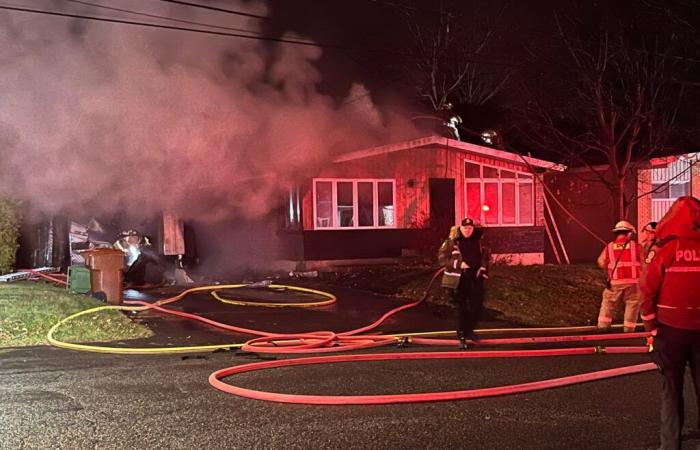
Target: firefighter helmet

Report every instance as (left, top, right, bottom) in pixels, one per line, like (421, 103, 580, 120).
(612, 220, 636, 233)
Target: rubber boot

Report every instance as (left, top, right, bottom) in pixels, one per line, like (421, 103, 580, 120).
(466, 331, 480, 344)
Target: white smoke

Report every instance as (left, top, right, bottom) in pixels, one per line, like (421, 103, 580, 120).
(0, 0, 413, 222)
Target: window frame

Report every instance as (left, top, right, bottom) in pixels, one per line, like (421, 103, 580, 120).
(464, 160, 535, 227)
(312, 178, 397, 230)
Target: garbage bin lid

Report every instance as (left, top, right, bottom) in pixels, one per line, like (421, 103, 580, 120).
(81, 248, 127, 256)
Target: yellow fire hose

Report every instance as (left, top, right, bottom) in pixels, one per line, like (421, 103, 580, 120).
(47, 283, 641, 355)
(46, 304, 242, 354)
(47, 283, 336, 355)
(211, 284, 336, 308)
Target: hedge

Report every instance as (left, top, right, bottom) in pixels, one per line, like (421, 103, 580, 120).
(0, 198, 20, 274)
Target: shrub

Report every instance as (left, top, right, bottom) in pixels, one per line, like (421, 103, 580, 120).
(0, 198, 21, 274)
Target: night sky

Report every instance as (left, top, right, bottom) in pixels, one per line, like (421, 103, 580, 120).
(0, 0, 698, 220)
(263, 0, 700, 153)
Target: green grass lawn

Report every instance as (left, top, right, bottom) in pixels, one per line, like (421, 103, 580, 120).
(0, 281, 152, 347)
(477, 264, 604, 326)
(328, 263, 607, 327)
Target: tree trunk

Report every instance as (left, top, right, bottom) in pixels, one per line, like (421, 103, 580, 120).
(612, 177, 626, 221)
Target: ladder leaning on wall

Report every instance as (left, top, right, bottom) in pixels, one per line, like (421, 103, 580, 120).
(542, 193, 570, 265)
(0, 267, 59, 283)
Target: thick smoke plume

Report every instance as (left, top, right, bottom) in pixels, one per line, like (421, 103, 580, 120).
(0, 0, 412, 223)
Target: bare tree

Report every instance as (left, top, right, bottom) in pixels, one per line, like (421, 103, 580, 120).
(404, 2, 510, 114)
(519, 13, 689, 220)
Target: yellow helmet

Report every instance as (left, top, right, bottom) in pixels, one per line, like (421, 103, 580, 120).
(612, 220, 636, 233)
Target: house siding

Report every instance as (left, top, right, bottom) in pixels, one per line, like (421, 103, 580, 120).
(544, 169, 638, 263)
(637, 156, 700, 230)
(637, 168, 653, 232)
(302, 145, 544, 231)
(302, 226, 545, 261)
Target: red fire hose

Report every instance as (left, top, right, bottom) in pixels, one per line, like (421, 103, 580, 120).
(209, 347, 655, 405)
(41, 266, 656, 405)
(118, 269, 448, 354)
(409, 331, 650, 347)
(19, 269, 68, 286)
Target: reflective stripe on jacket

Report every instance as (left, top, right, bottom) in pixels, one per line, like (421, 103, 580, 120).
(640, 236, 700, 329)
(439, 238, 463, 289)
(438, 237, 489, 289)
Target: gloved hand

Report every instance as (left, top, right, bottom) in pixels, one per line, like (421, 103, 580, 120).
(476, 267, 488, 279)
(460, 262, 469, 269)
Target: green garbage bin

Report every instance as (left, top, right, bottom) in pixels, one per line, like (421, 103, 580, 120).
(67, 265, 91, 294)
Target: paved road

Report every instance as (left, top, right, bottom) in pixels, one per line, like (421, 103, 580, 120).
(2, 285, 699, 449)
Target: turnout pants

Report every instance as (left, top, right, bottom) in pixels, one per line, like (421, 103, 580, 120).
(597, 283, 640, 332)
(452, 270, 484, 339)
(652, 324, 700, 450)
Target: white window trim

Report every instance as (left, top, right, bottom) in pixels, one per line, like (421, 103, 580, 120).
(312, 178, 397, 230)
(464, 160, 535, 227)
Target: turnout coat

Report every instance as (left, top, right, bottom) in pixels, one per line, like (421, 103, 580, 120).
(438, 226, 490, 289)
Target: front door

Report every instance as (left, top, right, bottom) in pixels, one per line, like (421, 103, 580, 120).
(429, 178, 456, 231)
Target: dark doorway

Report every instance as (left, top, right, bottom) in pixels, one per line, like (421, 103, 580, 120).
(429, 178, 455, 231)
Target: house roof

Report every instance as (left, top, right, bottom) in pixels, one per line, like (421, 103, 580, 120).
(333, 135, 566, 172)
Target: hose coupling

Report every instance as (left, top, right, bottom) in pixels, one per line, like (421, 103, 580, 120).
(396, 336, 409, 348)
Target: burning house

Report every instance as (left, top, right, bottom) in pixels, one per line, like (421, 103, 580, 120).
(281, 135, 566, 268)
(14, 135, 570, 278)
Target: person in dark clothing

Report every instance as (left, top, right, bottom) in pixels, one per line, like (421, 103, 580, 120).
(640, 197, 700, 450)
(439, 217, 490, 349)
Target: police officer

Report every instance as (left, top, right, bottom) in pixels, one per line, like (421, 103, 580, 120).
(439, 218, 490, 349)
(596, 220, 642, 332)
(641, 221, 658, 264)
(640, 196, 700, 450)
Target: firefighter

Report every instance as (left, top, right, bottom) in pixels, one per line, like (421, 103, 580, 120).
(596, 220, 642, 332)
(114, 230, 144, 267)
(640, 196, 700, 450)
(438, 217, 490, 349)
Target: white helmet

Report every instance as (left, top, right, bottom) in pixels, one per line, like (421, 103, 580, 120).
(612, 220, 636, 233)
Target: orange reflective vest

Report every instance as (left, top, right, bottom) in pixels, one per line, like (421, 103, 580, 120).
(606, 240, 641, 285)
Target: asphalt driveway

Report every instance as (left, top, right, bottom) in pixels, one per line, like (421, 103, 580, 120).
(1, 284, 698, 450)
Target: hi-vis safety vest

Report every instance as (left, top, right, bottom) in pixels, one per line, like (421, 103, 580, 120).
(606, 240, 641, 285)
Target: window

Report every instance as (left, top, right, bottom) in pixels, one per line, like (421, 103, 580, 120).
(464, 161, 535, 226)
(501, 183, 516, 224)
(651, 157, 693, 221)
(357, 182, 374, 227)
(313, 179, 396, 229)
(337, 182, 354, 227)
(378, 181, 395, 226)
(651, 182, 690, 199)
(315, 181, 332, 228)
